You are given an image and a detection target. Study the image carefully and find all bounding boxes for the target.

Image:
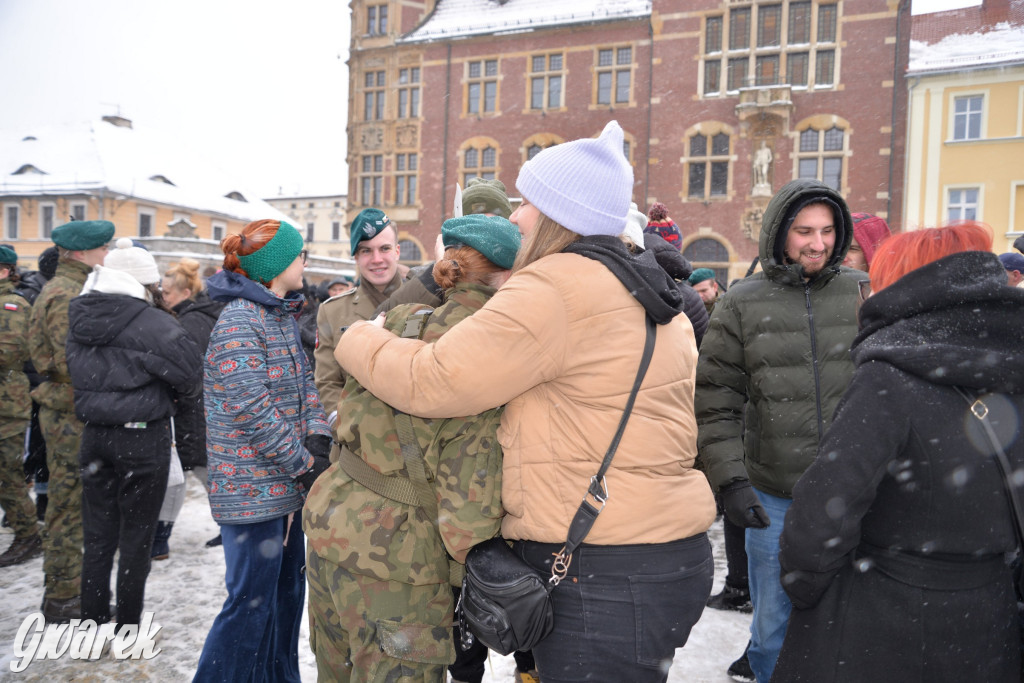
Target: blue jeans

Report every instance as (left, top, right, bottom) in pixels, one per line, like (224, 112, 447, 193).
(194, 512, 305, 683)
(745, 489, 793, 683)
(515, 535, 713, 683)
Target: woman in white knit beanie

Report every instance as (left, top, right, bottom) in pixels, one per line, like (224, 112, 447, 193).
(337, 121, 713, 682)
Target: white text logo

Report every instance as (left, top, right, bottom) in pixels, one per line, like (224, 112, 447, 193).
(10, 612, 162, 672)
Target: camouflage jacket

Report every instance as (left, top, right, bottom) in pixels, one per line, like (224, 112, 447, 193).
(28, 259, 91, 412)
(0, 279, 31, 433)
(304, 282, 504, 586)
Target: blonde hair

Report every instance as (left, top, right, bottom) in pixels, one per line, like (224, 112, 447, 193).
(164, 257, 202, 299)
(511, 215, 580, 273)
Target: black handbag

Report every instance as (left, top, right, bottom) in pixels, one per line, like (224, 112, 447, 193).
(459, 316, 656, 655)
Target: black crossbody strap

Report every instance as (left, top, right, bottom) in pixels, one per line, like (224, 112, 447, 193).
(954, 387, 1024, 547)
(551, 316, 657, 586)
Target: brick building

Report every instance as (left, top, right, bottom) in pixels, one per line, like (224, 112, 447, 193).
(347, 0, 910, 281)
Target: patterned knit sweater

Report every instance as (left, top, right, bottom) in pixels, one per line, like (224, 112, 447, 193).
(204, 270, 330, 523)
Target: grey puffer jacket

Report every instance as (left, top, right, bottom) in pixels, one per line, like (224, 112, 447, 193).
(695, 178, 865, 498)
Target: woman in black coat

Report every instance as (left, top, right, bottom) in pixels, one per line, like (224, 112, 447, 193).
(67, 239, 201, 628)
(773, 222, 1024, 682)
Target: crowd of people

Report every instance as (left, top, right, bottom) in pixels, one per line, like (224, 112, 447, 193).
(1, 117, 1023, 683)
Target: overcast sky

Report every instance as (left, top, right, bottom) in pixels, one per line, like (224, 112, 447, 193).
(0, 0, 350, 199)
(0, 1, 983, 201)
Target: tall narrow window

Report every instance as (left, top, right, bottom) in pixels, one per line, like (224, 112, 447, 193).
(706, 16, 723, 53)
(596, 47, 633, 105)
(530, 53, 564, 110)
(70, 202, 86, 221)
(466, 59, 498, 115)
(398, 67, 420, 119)
(5, 205, 19, 240)
(360, 154, 384, 206)
(306, 223, 315, 242)
(40, 204, 55, 238)
(757, 5, 782, 47)
(684, 238, 730, 286)
(395, 153, 418, 205)
(796, 126, 845, 191)
(367, 4, 387, 36)
(331, 221, 341, 241)
(137, 209, 154, 238)
(948, 188, 979, 222)
(212, 221, 226, 242)
(815, 50, 835, 86)
(728, 58, 747, 91)
(787, 52, 809, 86)
(817, 4, 837, 42)
(952, 95, 983, 141)
(364, 71, 386, 120)
(756, 55, 780, 86)
(789, 2, 812, 43)
(730, 8, 751, 49)
(687, 132, 731, 198)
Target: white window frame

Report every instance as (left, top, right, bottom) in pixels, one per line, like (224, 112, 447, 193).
(138, 206, 156, 237)
(39, 202, 56, 239)
(4, 203, 19, 240)
(945, 185, 982, 222)
(950, 92, 985, 142)
(211, 220, 226, 242)
(70, 201, 87, 222)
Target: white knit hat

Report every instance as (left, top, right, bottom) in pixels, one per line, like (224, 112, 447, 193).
(104, 237, 160, 285)
(621, 202, 647, 248)
(516, 120, 633, 236)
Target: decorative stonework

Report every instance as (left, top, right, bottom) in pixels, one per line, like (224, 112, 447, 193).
(360, 126, 384, 150)
(396, 124, 418, 149)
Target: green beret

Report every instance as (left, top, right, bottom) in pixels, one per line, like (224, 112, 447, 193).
(688, 268, 716, 286)
(0, 246, 17, 265)
(442, 214, 521, 270)
(462, 178, 513, 218)
(51, 220, 115, 251)
(349, 208, 392, 256)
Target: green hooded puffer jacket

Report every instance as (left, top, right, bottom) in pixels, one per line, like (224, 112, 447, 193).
(695, 178, 867, 499)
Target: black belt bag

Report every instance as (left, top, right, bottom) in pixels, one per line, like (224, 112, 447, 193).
(459, 316, 656, 655)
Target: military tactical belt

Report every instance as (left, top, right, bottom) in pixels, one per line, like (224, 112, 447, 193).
(336, 443, 421, 506)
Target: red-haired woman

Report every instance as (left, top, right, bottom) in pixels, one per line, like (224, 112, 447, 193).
(194, 220, 331, 683)
(773, 222, 1024, 682)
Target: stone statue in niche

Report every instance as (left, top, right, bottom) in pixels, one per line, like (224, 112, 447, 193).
(752, 140, 773, 196)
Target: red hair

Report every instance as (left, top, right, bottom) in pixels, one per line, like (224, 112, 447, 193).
(869, 221, 993, 293)
(221, 219, 281, 282)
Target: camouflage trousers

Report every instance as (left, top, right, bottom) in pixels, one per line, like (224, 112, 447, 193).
(0, 425, 35, 538)
(39, 407, 83, 601)
(306, 549, 455, 683)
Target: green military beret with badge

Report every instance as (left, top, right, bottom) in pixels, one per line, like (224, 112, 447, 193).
(51, 220, 116, 251)
(462, 178, 513, 218)
(688, 268, 716, 286)
(349, 208, 392, 256)
(0, 245, 17, 265)
(441, 214, 521, 270)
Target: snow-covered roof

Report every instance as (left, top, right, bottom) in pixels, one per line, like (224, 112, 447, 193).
(0, 118, 292, 223)
(400, 0, 651, 43)
(909, 21, 1024, 72)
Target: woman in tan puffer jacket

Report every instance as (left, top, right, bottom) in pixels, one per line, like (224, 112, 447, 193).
(337, 121, 715, 683)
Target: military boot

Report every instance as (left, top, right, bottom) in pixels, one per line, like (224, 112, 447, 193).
(41, 595, 81, 623)
(0, 533, 42, 567)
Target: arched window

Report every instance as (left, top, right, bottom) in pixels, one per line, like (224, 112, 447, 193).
(795, 123, 846, 191)
(683, 123, 734, 201)
(684, 237, 730, 286)
(398, 238, 423, 263)
(460, 138, 500, 185)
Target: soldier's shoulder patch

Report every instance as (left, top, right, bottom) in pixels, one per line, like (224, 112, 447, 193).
(3, 302, 18, 311)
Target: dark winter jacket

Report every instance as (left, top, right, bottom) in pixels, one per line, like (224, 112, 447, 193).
(204, 269, 331, 523)
(66, 267, 201, 426)
(695, 178, 863, 498)
(171, 292, 223, 470)
(643, 233, 709, 347)
(773, 251, 1024, 682)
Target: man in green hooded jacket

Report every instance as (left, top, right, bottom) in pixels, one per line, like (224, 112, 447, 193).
(695, 178, 863, 683)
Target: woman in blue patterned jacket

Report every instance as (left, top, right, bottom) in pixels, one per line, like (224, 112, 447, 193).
(194, 219, 332, 683)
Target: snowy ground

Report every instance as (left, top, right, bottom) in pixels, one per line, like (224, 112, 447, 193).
(0, 475, 750, 682)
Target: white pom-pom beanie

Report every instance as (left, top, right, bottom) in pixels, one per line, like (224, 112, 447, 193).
(104, 237, 161, 285)
(515, 120, 634, 237)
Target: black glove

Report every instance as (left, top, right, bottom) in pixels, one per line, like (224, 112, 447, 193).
(417, 261, 443, 299)
(304, 434, 332, 460)
(720, 480, 771, 529)
(296, 454, 331, 492)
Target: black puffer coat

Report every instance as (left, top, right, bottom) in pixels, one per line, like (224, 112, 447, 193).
(774, 251, 1024, 683)
(67, 276, 201, 426)
(171, 293, 223, 469)
(643, 234, 709, 347)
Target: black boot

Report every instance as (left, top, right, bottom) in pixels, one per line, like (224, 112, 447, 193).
(151, 521, 173, 561)
(727, 642, 754, 682)
(41, 595, 81, 623)
(707, 583, 752, 613)
(0, 533, 42, 567)
(205, 533, 223, 548)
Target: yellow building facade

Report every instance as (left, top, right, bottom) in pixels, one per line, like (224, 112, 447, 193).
(904, 20, 1024, 252)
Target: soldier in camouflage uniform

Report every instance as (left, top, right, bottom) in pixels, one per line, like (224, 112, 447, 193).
(303, 215, 520, 682)
(314, 208, 402, 437)
(27, 220, 113, 622)
(0, 246, 41, 568)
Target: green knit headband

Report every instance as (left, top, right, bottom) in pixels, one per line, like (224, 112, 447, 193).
(238, 221, 304, 284)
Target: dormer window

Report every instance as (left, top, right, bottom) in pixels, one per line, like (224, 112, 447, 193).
(13, 164, 46, 175)
(149, 174, 176, 186)
(225, 191, 247, 202)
